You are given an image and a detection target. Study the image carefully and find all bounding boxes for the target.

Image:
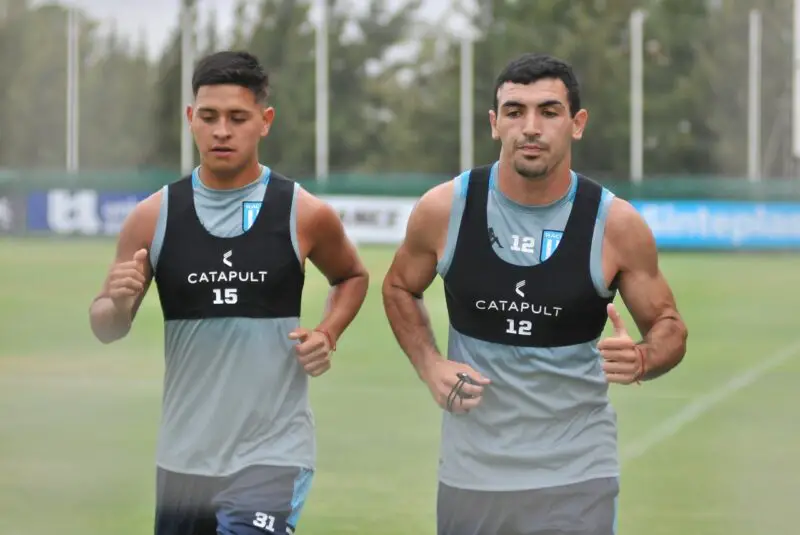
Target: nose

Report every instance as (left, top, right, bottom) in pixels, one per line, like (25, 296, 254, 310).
(522, 111, 541, 138)
(213, 119, 232, 140)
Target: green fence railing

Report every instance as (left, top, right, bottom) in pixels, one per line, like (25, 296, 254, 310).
(2, 168, 800, 202)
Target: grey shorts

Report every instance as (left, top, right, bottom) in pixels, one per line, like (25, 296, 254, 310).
(154, 464, 313, 535)
(437, 477, 619, 535)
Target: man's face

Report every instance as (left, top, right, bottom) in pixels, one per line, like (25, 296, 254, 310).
(489, 78, 587, 180)
(187, 84, 274, 177)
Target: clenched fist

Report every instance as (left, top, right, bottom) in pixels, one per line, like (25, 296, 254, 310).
(289, 328, 335, 377)
(107, 248, 148, 314)
(598, 303, 646, 384)
(422, 359, 491, 414)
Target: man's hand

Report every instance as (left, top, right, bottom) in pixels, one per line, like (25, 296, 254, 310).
(289, 328, 334, 377)
(422, 359, 491, 414)
(90, 193, 159, 345)
(107, 248, 148, 315)
(598, 303, 645, 385)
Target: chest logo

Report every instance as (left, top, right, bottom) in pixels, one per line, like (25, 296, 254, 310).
(515, 280, 526, 297)
(488, 227, 503, 248)
(242, 201, 263, 232)
(540, 230, 564, 262)
(223, 250, 233, 267)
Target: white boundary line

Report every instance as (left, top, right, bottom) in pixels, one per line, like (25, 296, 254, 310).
(621, 339, 800, 463)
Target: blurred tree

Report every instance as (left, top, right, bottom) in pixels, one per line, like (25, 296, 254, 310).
(324, 0, 422, 174)
(637, 0, 716, 176)
(0, 0, 793, 181)
(0, 4, 82, 168)
(697, 0, 792, 179)
(245, 0, 316, 177)
(474, 0, 644, 178)
(755, 0, 794, 179)
(374, 29, 461, 174)
(0, 1, 157, 170)
(79, 23, 155, 169)
(0, 0, 30, 167)
(201, 4, 220, 55)
(146, 0, 197, 171)
(239, 0, 421, 178)
(229, 0, 252, 50)
(382, 0, 642, 177)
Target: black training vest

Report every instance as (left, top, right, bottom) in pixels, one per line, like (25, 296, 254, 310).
(153, 172, 305, 321)
(443, 165, 616, 348)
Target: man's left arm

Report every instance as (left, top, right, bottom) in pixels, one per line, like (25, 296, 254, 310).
(603, 199, 688, 382)
(305, 200, 369, 343)
(291, 189, 369, 376)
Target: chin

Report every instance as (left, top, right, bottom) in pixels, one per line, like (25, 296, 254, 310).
(515, 163, 549, 180)
(205, 160, 244, 176)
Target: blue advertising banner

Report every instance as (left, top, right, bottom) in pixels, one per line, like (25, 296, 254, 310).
(631, 200, 800, 250)
(0, 187, 26, 235)
(26, 189, 151, 235)
(19, 189, 800, 250)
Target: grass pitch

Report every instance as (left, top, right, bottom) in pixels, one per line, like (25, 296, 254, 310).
(1, 238, 798, 535)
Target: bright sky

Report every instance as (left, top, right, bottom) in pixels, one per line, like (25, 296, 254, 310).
(41, 0, 474, 59)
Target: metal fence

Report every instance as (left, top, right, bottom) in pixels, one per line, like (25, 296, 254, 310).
(1, 0, 797, 181)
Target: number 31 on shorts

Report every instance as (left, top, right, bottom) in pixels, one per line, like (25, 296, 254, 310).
(253, 512, 276, 532)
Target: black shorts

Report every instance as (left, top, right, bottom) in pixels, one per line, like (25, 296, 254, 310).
(437, 477, 619, 535)
(154, 464, 313, 535)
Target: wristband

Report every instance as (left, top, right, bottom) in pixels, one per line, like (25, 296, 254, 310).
(634, 344, 647, 384)
(314, 327, 336, 352)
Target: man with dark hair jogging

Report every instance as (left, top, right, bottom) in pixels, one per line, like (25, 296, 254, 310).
(89, 50, 369, 535)
(382, 53, 688, 535)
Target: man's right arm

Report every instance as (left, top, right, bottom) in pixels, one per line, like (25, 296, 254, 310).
(381, 183, 450, 380)
(89, 192, 160, 344)
(382, 182, 490, 413)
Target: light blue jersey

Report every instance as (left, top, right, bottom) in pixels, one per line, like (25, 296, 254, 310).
(149, 166, 315, 479)
(437, 162, 619, 491)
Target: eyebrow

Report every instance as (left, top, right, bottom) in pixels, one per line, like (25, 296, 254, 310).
(501, 99, 565, 109)
(196, 107, 252, 114)
(537, 100, 565, 109)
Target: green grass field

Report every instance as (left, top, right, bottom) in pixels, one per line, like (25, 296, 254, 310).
(1, 238, 799, 535)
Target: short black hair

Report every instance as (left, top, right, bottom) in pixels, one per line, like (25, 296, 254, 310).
(493, 53, 581, 117)
(191, 50, 270, 104)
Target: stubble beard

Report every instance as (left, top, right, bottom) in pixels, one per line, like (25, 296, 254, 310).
(514, 156, 550, 181)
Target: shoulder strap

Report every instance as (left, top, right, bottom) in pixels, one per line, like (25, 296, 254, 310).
(250, 169, 295, 232)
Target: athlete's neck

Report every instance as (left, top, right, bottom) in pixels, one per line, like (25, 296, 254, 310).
(197, 161, 263, 190)
(496, 159, 572, 206)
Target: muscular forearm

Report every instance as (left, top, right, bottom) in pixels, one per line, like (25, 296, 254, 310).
(639, 316, 688, 380)
(316, 274, 368, 342)
(382, 284, 442, 380)
(89, 297, 132, 344)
